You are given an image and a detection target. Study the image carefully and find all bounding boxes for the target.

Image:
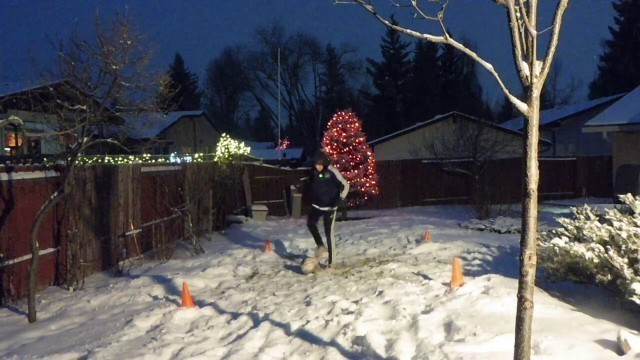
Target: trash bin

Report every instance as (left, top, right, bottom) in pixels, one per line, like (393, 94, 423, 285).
(251, 204, 268, 221)
(291, 185, 302, 219)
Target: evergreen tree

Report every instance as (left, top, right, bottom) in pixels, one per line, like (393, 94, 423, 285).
(408, 40, 441, 123)
(158, 52, 202, 111)
(496, 96, 519, 123)
(437, 42, 486, 117)
(249, 105, 277, 142)
(319, 44, 350, 120)
(366, 15, 412, 139)
(589, 0, 640, 99)
(322, 109, 379, 207)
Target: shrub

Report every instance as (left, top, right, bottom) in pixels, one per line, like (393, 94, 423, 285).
(538, 194, 640, 305)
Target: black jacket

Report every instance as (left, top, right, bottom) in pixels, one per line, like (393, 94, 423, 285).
(308, 165, 349, 210)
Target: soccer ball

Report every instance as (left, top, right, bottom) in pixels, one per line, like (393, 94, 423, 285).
(301, 256, 319, 274)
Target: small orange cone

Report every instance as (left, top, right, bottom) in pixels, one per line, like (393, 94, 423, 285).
(450, 257, 465, 290)
(423, 231, 431, 243)
(265, 239, 272, 252)
(182, 282, 196, 308)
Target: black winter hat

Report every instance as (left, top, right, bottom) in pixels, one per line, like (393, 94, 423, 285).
(313, 151, 330, 167)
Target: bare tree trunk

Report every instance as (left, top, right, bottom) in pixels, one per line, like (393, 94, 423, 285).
(514, 92, 541, 360)
(28, 188, 66, 323)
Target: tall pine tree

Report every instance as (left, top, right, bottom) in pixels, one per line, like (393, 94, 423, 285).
(158, 52, 202, 111)
(437, 41, 487, 118)
(408, 40, 441, 123)
(249, 105, 277, 142)
(320, 44, 350, 116)
(366, 15, 412, 139)
(589, 0, 640, 99)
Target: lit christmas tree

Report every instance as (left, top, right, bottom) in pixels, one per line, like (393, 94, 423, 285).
(322, 109, 380, 207)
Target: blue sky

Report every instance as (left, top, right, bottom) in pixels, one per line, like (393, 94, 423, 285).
(0, 0, 616, 104)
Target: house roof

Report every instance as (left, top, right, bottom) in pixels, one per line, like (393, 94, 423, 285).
(368, 111, 527, 146)
(583, 85, 640, 132)
(120, 110, 208, 139)
(0, 79, 66, 98)
(501, 94, 625, 131)
(246, 141, 276, 150)
(250, 148, 304, 160)
(0, 79, 124, 125)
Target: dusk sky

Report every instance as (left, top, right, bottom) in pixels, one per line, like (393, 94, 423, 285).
(0, 0, 616, 103)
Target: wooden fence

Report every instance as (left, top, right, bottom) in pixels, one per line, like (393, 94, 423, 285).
(247, 156, 613, 210)
(0, 156, 612, 302)
(0, 163, 246, 303)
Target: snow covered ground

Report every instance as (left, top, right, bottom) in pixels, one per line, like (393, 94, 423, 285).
(1, 203, 639, 359)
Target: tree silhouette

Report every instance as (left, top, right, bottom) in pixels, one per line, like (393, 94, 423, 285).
(366, 15, 412, 138)
(408, 40, 441, 123)
(158, 52, 202, 111)
(319, 44, 350, 128)
(589, 0, 640, 98)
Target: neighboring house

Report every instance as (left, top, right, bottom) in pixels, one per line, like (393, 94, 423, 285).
(247, 141, 304, 166)
(0, 80, 122, 158)
(369, 112, 541, 161)
(0, 110, 63, 156)
(120, 111, 220, 154)
(501, 94, 624, 157)
(583, 85, 640, 184)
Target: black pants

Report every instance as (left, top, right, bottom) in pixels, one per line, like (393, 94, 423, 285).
(307, 207, 337, 264)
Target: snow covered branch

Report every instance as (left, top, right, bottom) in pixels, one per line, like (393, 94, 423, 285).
(345, 0, 528, 114)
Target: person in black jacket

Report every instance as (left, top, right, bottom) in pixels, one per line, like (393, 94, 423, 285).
(306, 151, 349, 267)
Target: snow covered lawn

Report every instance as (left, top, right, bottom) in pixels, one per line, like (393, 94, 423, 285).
(1, 205, 638, 359)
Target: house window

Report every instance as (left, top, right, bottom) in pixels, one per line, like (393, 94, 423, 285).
(5, 132, 23, 147)
(4, 131, 24, 156)
(28, 138, 42, 154)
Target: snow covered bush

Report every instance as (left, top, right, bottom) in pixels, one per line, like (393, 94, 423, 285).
(538, 194, 640, 305)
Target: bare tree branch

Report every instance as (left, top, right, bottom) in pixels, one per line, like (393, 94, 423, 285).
(348, 0, 528, 114)
(539, 0, 570, 89)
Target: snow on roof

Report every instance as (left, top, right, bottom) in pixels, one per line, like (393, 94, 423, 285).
(120, 110, 206, 138)
(250, 148, 303, 160)
(501, 94, 624, 131)
(368, 111, 525, 146)
(245, 141, 275, 150)
(0, 79, 66, 98)
(583, 85, 640, 128)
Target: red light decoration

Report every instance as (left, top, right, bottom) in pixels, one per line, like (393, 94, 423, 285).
(322, 109, 380, 207)
(276, 138, 290, 151)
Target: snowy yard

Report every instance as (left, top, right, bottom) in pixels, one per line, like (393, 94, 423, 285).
(1, 203, 639, 359)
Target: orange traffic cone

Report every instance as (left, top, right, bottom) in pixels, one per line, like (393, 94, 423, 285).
(423, 231, 431, 243)
(265, 239, 272, 252)
(450, 257, 465, 290)
(182, 282, 196, 308)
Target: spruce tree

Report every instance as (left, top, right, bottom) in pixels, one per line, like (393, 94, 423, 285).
(319, 44, 353, 133)
(249, 105, 276, 142)
(408, 40, 441, 123)
(589, 0, 640, 99)
(366, 15, 412, 138)
(320, 44, 350, 117)
(322, 109, 379, 207)
(497, 96, 519, 123)
(438, 42, 486, 117)
(158, 52, 202, 111)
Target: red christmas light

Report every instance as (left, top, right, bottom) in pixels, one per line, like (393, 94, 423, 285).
(322, 109, 380, 207)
